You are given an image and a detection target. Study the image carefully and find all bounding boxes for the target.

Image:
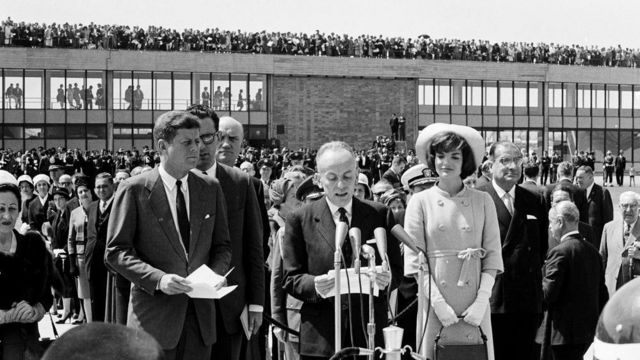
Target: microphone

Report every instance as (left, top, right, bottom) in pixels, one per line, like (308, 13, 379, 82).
(335, 221, 349, 251)
(374, 227, 388, 270)
(390, 224, 424, 255)
(349, 228, 362, 273)
(361, 244, 376, 260)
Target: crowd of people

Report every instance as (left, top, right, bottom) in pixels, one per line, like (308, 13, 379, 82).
(2, 16, 640, 67)
(0, 102, 636, 360)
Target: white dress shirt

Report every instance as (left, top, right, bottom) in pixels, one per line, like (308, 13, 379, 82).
(492, 179, 516, 215)
(586, 183, 594, 199)
(560, 230, 581, 243)
(158, 166, 190, 255)
(326, 197, 353, 225)
(99, 196, 114, 213)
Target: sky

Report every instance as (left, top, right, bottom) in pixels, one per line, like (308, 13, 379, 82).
(2, 0, 640, 48)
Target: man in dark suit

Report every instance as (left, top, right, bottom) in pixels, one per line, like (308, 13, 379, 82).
(381, 155, 405, 190)
(85, 173, 115, 323)
(521, 162, 545, 196)
(616, 150, 627, 186)
(282, 141, 402, 360)
(105, 111, 232, 360)
(476, 141, 548, 360)
(575, 165, 613, 247)
(188, 106, 265, 360)
(544, 161, 588, 223)
(548, 186, 598, 250)
(389, 113, 399, 140)
(536, 201, 608, 360)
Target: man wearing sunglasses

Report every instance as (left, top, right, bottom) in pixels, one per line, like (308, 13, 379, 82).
(187, 105, 265, 360)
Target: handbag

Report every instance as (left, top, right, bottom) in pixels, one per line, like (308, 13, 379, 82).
(433, 324, 488, 360)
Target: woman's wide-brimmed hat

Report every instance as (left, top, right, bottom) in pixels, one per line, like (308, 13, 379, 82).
(415, 123, 485, 170)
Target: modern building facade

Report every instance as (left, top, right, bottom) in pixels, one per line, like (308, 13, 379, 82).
(2, 48, 640, 167)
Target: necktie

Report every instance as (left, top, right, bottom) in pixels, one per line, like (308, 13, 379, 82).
(338, 207, 353, 265)
(176, 180, 190, 254)
(503, 193, 514, 216)
(624, 223, 631, 246)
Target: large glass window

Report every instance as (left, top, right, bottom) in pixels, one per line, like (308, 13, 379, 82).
(87, 71, 106, 110)
(499, 82, 513, 107)
(173, 72, 191, 110)
(230, 74, 248, 111)
(621, 87, 632, 109)
(433, 80, 450, 106)
(529, 85, 539, 108)
(66, 70, 87, 110)
(548, 84, 565, 108)
(113, 71, 133, 110)
(593, 85, 605, 108)
(213, 74, 230, 111)
(513, 82, 527, 107)
(249, 74, 267, 111)
(3, 69, 23, 109)
(133, 72, 152, 110)
(48, 70, 66, 110)
(462, 82, 482, 106)
(577, 85, 591, 108)
(607, 85, 619, 109)
(483, 82, 498, 107)
(153, 72, 172, 110)
(24, 70, 43, 109)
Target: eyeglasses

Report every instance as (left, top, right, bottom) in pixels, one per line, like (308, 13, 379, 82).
(200, 132, 218, 145)
(496, 156, 524, 167)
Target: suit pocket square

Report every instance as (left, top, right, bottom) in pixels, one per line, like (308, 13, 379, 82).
(204, 214, 211, 219)
(526, 215, 538, 220)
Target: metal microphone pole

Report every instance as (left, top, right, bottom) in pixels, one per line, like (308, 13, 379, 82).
(362, 244, 376, 360)
(334, 221, 348, 354)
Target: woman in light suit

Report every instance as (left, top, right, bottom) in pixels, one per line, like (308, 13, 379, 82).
(68, 179, 95, 323)
(404, 123, 504, 360)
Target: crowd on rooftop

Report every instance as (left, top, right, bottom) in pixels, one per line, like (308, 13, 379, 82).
(2, 16, 640, 67)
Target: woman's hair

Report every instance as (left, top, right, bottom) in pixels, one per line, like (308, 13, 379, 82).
(427, 131, 476, 179)
(379, 189, 407, 208)
(269, 177, 295, 209)
(0, 183, 22, 212)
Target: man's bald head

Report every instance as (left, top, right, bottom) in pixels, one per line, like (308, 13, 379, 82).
(216, 116, 244, 166)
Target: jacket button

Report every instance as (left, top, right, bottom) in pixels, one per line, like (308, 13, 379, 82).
(461, 200, 470, 207)
(438, 224, 446, 231)
(437, 200, 444, 206)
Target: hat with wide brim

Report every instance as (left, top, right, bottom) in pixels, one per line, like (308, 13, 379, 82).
(415, 123, 485, 170)
(357, 173, 371, 199)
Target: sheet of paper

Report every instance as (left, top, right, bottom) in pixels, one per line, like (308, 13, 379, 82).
(185, 264, 237, 299)
(240, 305, 252, 340)
(319, 266, 384, 298)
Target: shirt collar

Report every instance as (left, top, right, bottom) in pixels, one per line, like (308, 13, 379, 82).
(492, 179, 515, 200)
(158, 165, 189, 191)
(326, 197, 353, 218)
(193, 162, 217, 178)
(560, 230, 581, 242)
(101, 196, 114, 209)
(625, 219, 638, 231)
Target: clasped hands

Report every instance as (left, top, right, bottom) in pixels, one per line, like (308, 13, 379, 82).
(0, 301, 46, 324)
(314, 267, 391, 296)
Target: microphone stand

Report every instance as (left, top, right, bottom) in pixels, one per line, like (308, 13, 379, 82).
(416, 251, 427, 357)
(362, 245, 377, 360)
(334, 222, 348, 354)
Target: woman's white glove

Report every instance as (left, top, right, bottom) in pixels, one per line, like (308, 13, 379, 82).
(462, 272, 495, 326)
(424, 276, 458, 327)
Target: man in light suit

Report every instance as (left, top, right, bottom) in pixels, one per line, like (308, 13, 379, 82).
(282, 141, 402, 360)
(536, 201, 608, 360)
(187, 105, 265, 360)
(575, 165, 613, 248)
(105, 111, 232, 360)
(600, 191, 640, 297)
(477, 141, 548, 360)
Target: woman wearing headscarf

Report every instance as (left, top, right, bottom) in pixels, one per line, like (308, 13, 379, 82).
(269, 174, 305, 360)
(404, 123, 503, 360)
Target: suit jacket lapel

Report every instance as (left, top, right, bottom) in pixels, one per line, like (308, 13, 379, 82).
(505, 187, 527, 247)
(484, 184, 511, 230)
(147, 170, 187, 262)
(313, 198, 336, 251)
(187, 173, 204, 258)
(624, 220, 640, 250)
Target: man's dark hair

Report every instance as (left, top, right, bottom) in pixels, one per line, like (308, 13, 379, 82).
(95, 172, 114, 184)
(186, 104, 220, 131)
(523, 162, 540, 179)
(153, 111, 200, 144)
